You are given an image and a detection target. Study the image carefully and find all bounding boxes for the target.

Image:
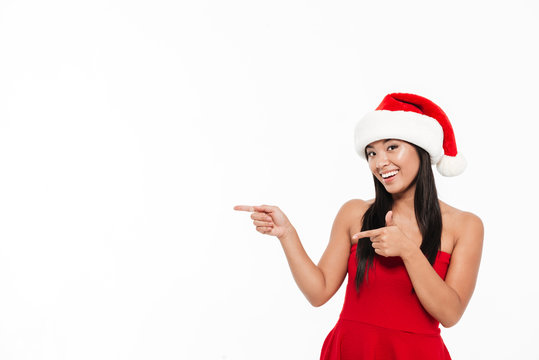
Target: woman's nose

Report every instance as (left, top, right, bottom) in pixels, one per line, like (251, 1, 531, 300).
(376, 154, 390, 169)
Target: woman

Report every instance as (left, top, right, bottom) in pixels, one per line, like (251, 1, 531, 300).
(234, 93, 483, 359)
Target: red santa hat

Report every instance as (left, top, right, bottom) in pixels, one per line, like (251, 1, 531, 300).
(354, 93, 466, 176)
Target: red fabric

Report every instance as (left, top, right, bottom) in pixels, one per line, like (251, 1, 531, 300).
(375, 93, 458, 157)
(320, 244, 452, 360)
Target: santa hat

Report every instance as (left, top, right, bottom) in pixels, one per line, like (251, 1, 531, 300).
(354, 93, 466, 176)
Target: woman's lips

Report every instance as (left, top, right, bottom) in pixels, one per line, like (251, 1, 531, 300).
(381, 170, 399, 183)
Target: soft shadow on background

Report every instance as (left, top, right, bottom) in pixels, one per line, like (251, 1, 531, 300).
(0, 1, 537, 359)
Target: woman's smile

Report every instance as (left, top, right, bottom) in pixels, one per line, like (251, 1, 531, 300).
(381, 169, 399, 179)
(366, 139, 420, 193)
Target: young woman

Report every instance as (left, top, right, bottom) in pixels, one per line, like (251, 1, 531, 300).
(234, 93, 483, 359)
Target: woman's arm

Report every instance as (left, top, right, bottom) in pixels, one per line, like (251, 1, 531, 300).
(401, 212, 484, 327)
(278, 200, 362, 307)
(235, 200, 367, 306)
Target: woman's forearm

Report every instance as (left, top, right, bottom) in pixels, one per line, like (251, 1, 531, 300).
(402, 248, 463, 327)
(278, 227, 326, 306)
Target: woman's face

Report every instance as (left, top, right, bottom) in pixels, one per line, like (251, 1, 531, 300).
(365, 139, 420, 194)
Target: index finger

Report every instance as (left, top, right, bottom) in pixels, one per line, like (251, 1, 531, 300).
(352, 228, 383, 240)
(233, 205, 255, 212)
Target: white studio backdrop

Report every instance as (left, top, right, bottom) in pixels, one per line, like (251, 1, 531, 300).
(0, 0, 537, 359)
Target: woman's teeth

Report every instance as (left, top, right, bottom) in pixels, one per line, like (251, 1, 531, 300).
(381, 170, 399, 179)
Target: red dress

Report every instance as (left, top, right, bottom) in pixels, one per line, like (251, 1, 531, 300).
(320, 243, 452, 359)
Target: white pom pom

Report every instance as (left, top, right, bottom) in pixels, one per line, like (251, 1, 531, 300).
(436, 153, 467, 177)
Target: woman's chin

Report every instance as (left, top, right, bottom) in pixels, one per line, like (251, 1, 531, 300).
(384, 182, 416, 196)
(385, 187, 402, 194)
(376, 176, 414, 195)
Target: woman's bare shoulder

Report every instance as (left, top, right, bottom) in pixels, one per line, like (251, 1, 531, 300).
(339, 199, 373, 237)
(340, 198, 373, 217)
(439, 200, 484, 237)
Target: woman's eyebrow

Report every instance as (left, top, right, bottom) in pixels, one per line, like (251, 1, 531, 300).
(367, 139, 396, 149)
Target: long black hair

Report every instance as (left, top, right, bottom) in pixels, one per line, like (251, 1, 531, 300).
(354, 143, 442, 291)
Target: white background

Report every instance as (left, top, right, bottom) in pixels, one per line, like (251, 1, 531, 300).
(1, 0, 538, 359)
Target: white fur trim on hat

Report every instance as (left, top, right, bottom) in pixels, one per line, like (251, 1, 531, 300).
(354, 110, 444, 164)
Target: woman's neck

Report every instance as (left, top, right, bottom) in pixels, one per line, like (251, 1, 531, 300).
(391, 184, 416, 216)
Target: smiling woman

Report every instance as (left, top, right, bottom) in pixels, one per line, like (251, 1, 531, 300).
(352, 139, 443, 289)
(365, 139, 420, 193)
(234, 93, 483, 360)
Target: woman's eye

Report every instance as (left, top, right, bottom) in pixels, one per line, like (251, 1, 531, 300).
(366, 151, 375, 157)
(388, 145, 398, 151)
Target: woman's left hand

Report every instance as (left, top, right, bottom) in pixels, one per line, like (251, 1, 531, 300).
(351, 211, 419, 258)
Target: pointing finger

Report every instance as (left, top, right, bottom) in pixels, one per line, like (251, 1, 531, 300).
(351, 228, 383, 240)
(233, 205, 256, 212)
(253, 205, 275, 213)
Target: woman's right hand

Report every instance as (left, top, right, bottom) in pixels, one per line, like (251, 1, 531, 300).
(233, 204, 294, 240)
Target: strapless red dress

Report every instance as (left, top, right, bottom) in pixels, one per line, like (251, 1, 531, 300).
(320, 243, 452, 359)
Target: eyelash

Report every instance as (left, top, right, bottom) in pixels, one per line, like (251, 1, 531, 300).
(367, 144, 398, 157)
